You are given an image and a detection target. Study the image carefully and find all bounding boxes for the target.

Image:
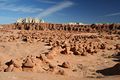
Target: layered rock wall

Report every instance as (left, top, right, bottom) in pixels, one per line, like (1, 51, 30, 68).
(2, 23, 120, 34)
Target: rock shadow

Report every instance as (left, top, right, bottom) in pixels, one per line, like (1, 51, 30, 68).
(112, 52, 120, 62)
(96, 63, 120, 76)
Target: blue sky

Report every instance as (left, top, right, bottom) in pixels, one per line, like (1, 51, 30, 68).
(0, 0, 120, 24)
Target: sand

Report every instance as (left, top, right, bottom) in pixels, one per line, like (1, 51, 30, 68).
(0, 28, 119, 80)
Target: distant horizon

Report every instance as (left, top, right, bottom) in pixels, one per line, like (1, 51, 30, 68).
(0, 0, 120, 24)
(0, 19, 120, 25)
(0, 17, 120, 25)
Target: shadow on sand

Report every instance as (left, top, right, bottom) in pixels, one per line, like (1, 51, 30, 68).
(96, 63, 120, 76)
(96, 52, 120, 76)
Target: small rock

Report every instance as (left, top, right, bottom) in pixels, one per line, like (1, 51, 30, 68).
(4, 64, 14, 72)
(56, 69, 65, 75)
(61, 62, 70, 68)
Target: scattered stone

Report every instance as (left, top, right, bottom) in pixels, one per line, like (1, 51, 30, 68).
(4, 64, 14, 72)
(56, 69, 65, 75)
(115, 44, 120, 50)
(23, 56, 35, 68)
(60, 62, 70, 68)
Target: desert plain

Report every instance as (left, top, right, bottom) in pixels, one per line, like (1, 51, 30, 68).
(0, 23, 120, 80)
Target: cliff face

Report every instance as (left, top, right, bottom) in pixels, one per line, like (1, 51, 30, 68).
(2, 23, 120, 34)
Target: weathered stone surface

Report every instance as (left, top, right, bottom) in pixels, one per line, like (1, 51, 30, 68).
(115, 44, 120, 50)
(2, 23, 120, 34)
(61, 62, 70, 68)
(23, 56, 35, 68)
(56, 69, 65, 75)
(45, 46, 61, 59)
(4, 64, 14, 72)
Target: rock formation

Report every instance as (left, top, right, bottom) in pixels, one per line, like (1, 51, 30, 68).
(2, 23, 120, 35)
(0, 21, 119, 80)
(16, 18, 44, 24)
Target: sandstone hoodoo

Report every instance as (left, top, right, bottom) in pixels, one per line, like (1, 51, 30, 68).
(2, 22, 120, 35)
(0, 19, 119, 80)
(0, 0, 120, 79)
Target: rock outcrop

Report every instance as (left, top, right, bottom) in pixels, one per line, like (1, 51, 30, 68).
(2, 23, 120, 34)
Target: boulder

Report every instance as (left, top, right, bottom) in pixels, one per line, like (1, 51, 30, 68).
(23, 57, 35, 68)
(60, 62, 70, 68)
(56, 69, 65, 75)
(115, 44, 120, 50)
(12, 59, 22, 68)
(70, 47, 80, 55)
(45, 46, 61, 59)
(4, 64, 14, 72)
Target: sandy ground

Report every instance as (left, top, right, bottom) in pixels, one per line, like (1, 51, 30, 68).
(0, 30, 120, 80)
(0, 72, 120, 80)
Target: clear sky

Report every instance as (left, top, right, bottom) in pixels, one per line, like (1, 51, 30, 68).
(0, 0, 120, 24)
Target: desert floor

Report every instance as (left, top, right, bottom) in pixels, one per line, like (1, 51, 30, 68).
(0, 30, 120, 80)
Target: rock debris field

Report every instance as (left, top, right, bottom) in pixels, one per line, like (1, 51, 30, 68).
(0, 23, 120, 80)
